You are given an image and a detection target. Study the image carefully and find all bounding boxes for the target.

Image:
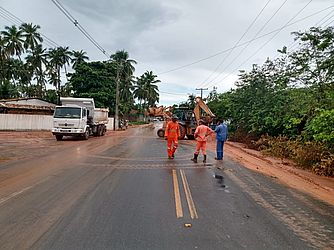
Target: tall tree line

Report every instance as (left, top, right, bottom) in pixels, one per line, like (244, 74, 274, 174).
(0, 23, 160, 114)
(207, 26, 334, 149)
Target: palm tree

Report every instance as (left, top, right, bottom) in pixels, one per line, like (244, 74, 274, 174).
(1, 25, 24, 60)
(138, 71, 160, 107)
(20, 23, 43, 51)
(47, 47, 72, 102)
(110, 50, 137, 121)
(58, 46, 72, 77)
(110, 50, 137, 75)
(133, 76, 146, 110)
(71, 50, 89, 69)
(0, 35, 8, 83)
(26, 44, 48, 97)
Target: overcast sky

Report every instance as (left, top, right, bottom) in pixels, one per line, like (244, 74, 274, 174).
(0, 0, 333, 105)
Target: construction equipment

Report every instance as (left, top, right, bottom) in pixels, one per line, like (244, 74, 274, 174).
(52, 97, 109, 141)
(156, 97, 215, 139)
(146, 105, 173, 119)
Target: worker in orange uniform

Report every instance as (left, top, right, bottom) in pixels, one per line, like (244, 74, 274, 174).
(191, 119, 214, 163)
(164, 115, 180, 159)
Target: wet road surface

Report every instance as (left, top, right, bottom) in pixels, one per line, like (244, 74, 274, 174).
(0, 125, 333, 249)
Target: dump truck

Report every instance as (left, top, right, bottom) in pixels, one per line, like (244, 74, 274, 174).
(52, 97, 109, 141)
(156, 97, 215, 139)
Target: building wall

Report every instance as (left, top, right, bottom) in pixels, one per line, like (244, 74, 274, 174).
(0, 114, 115, 131)
(0, 114, 53, 130)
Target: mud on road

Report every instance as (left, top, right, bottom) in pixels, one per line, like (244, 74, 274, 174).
(0, 129, 334, 206)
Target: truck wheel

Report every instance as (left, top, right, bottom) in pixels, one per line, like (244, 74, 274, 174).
(157, 129, 165, 138)
(98, 125, 104, 136)
(101, 125, 106, 136)
(83, 130, 89, 140)
(179, 125, 186, 140)
(56, 135, 63, 141)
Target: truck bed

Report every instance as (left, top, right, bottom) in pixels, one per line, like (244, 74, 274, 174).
(93, 108, 109, 124)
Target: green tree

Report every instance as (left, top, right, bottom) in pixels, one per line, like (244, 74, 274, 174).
(68, 61, 115, 110)
(25, 44, 48, 97)
(110, 50, 137, 115)
(71, 50, 89, 69)
(1, 25, 24, 60)
(47, 46, 72, 102)
(20, 23, 43, 51)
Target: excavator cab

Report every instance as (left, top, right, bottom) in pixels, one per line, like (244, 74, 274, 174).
(156, 97, 215, 140)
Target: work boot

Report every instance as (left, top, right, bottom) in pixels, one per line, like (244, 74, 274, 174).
(191, 153, 198, 163)
(203, 155, 207, 163)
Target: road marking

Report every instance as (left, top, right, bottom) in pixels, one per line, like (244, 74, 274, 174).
(172, 169, 183, 218)
(0, 185, 34, 206)
(180, 169, 198, 219)
(0, 177, 51, 207)
(79, 162, 210, 169)
(89, 154, 194, 161)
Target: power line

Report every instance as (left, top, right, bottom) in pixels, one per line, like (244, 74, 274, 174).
(195, 88, 208, 99)
(272, 7, 334, 60)
(210, 0, 315, 87)
(199, 0, 273, 87)
(159, 91, 188, 96)
(157, 4, 334, 76)
(201, 0, 289, 88)
(0, 6, 59, 48)
(51, 0, 110, 58)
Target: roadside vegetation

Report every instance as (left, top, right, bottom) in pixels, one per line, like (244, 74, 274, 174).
(1, 23, 333, 176)
(0, 23, 160, 116)
(207, 27, 334, 176)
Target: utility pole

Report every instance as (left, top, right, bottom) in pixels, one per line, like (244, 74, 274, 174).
(114, 66, 120, 131)
(196, 88, 208, 99)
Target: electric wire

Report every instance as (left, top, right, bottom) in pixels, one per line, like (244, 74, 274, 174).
(160, 91, 188, 96)
(51, 0, 110, 58)
(199, 0, 273, 87)
(209, 0, 315, 88)
(273, 7, 334, 59)
(200, 0, 289, 88)
(157, 4, 334, 76)
(0, 6, 59, 48)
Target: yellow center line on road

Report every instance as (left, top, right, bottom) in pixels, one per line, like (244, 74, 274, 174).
(172, 169, 183, 218)
(180, 169, 198, 219)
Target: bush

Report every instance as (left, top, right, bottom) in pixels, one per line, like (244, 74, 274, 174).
(254, 135, 334, 176)
(228, 128, 259, 148)
(312, 152, 334, 177)
(305, 109, 334, 150)
(129, 121, 148, 125)
(257, 135, 294, 159)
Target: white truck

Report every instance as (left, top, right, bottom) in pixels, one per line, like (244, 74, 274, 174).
(52, 97, 109, 141)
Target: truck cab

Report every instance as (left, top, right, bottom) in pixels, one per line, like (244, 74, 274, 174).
(52, 105, 90, 140)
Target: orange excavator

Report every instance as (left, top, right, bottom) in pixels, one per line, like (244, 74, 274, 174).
(156, 97, 215, 139)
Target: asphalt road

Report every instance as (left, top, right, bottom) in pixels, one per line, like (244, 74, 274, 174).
(0, 125, 333, 249)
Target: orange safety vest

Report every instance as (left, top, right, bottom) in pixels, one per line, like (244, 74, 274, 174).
(194, 125, 213, 142)
(165, 121, 180, 139)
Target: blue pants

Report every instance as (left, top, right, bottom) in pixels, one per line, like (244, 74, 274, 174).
(216, 141, 225, 160)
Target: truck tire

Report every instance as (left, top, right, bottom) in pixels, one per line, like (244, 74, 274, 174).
(83, 129, 89, 140)
(179, 125, 186, 140)
(98, 125, 104, 136)
(157, 128, 165, 138)
(101, 125, 106, 136)
(55, 135, 63, 141)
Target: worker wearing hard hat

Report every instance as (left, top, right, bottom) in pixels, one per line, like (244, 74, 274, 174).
(164, 115, 181, 159)
(191, 119, 214, 163)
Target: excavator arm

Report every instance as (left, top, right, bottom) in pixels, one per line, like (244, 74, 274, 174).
(194, 97, 215, 123)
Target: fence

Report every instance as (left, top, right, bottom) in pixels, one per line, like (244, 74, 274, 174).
(0, 114, 115, 131)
